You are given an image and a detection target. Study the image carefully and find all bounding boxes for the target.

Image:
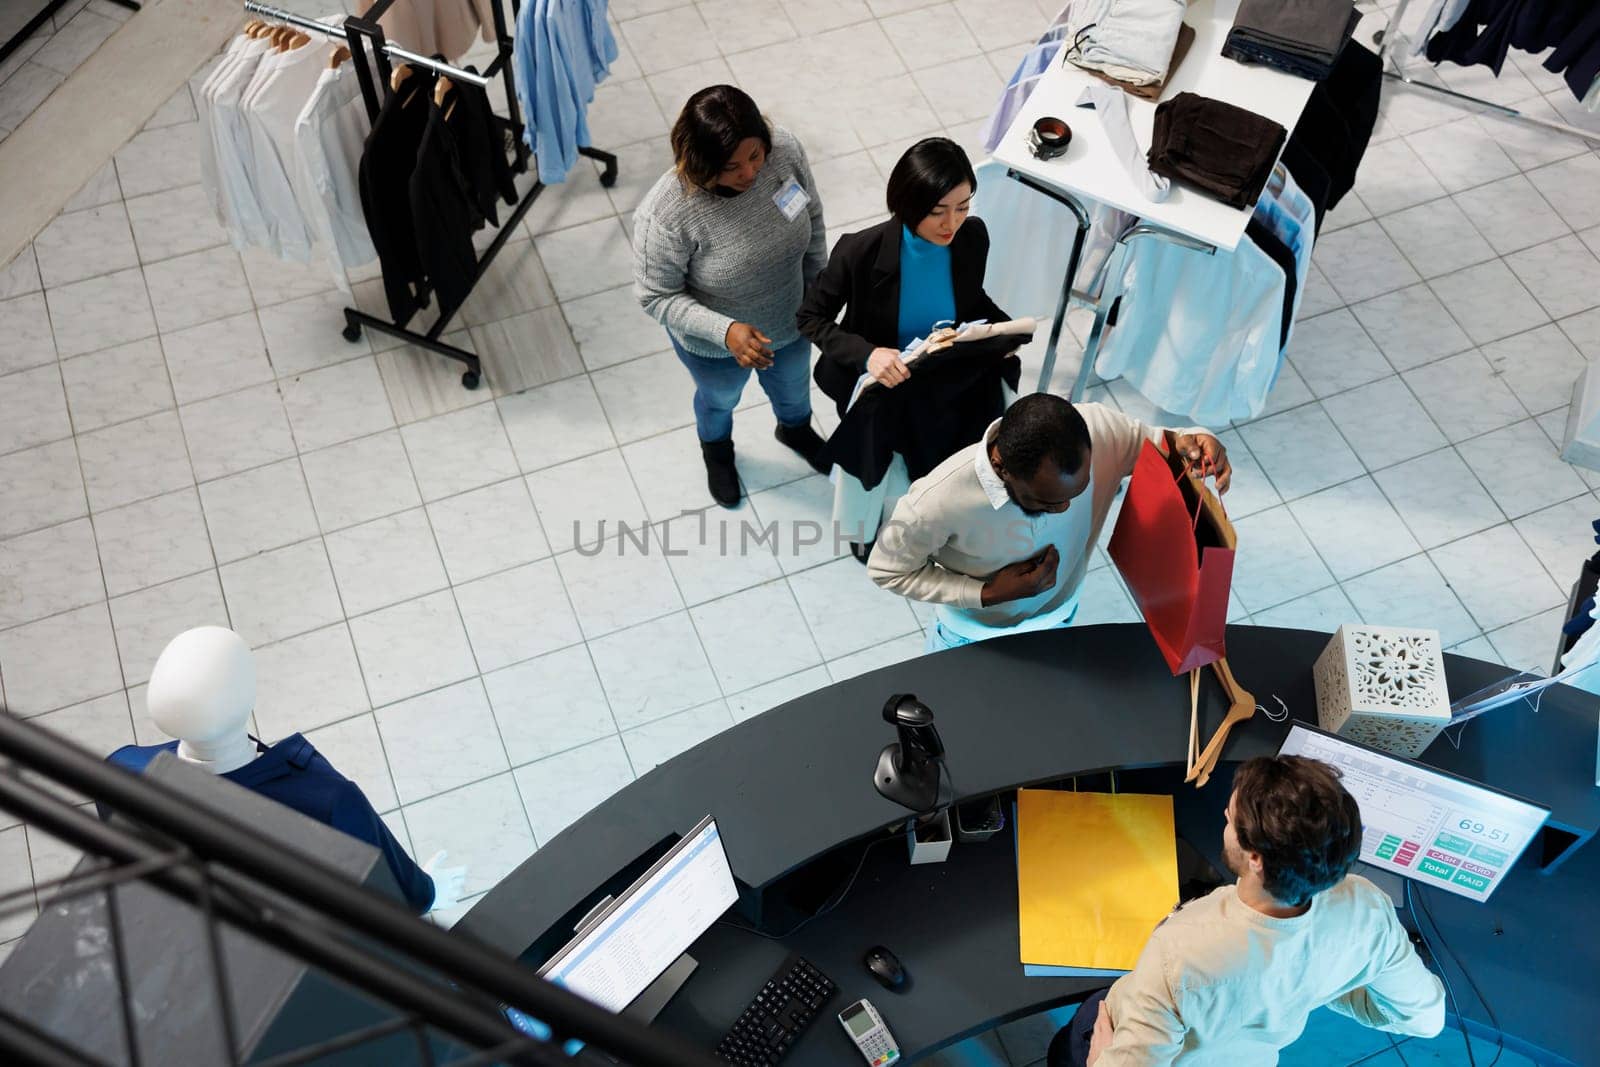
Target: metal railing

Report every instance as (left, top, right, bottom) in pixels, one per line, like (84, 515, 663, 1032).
(0, 707, 722, 1066)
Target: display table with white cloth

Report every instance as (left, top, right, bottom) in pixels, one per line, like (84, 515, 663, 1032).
(989, 0, 1319, 399)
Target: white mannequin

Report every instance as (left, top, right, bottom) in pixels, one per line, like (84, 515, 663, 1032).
(148, 626, 259, 774)
(145, 627, 467, 912)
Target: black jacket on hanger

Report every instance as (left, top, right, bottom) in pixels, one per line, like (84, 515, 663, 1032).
(410, 103, 482, 324)
(360, 71, 437, 326)
(820, 335, 1025, 491)
(445, 71, 518, 227)
(1280, 139, 1331, 233)
(797, 216, 1009, 414)
(1426, 0, 1523, 75)
(1283, 42, 1380, 211)
(1543, 4, 1600, 98)
(1245, 217, 1298, 352)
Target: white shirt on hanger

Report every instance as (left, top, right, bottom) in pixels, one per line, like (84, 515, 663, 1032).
(294, 64, 378, 286)
(210, 38, 277, 252)
(200, 36, 269, 235)
(244, 35, 338, 263)
(197, 35, 253, 224)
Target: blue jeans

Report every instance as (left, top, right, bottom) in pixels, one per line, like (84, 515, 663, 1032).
(669, 333, 814, 443)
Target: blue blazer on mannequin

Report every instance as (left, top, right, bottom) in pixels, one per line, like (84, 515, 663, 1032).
(103, 734, 435, 914)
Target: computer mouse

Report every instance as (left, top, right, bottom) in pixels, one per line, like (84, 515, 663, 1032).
(863, 945, 906, 991)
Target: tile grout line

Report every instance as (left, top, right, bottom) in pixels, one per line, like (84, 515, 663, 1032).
(481, 391, 639, 831)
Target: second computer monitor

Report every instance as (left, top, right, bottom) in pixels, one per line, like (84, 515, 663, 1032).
(1278, 724, 1548, 902)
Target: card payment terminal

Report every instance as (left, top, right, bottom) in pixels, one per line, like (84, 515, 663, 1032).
(838, 999, 900, 1065)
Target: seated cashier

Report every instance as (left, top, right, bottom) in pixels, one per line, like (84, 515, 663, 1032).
(797, 137, 1016, 562)
(1049, 755, 1445, 1066)
(868, 392, 1230, 652)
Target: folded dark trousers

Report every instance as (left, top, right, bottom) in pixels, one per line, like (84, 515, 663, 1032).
(1230, 0, 1359, 57)
(1148, 92, 1287, 210)
(1224, 38, 1344, 79)
(1224, 0, 1360, 78)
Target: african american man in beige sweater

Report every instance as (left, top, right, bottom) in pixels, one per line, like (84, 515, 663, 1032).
(867, 393, 1229, 651)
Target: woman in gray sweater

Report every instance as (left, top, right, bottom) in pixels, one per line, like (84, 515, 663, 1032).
(633, 85, 830, 508)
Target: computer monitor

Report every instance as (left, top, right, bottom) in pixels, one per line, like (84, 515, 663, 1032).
(1277, 724, 1549, 902)
(538, 815, 738, 1014)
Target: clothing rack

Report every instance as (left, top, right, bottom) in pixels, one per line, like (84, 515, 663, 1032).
(1374, 0, 1600, 147)
(1005, 169, 1216, 400)
(241, 0, 619, 390)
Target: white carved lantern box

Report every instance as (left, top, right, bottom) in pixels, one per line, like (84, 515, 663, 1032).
(1313, 625, 1451, 758)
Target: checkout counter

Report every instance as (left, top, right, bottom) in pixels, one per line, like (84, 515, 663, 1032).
(458, 624, 1600, 1065)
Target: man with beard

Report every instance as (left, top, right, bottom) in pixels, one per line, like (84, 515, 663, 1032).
(1048, 756, 1445, 1066)
(867, 393, 1231, 651)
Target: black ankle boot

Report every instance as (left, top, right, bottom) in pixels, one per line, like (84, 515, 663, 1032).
(700, 438, 741, 508)
(774, 419, 829, 474)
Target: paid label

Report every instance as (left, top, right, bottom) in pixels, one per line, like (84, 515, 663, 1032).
(1418, 857, 1456, 880)
(1451, 868, 1491, 893)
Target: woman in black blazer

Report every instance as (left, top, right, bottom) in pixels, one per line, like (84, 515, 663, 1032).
(799, 138, 1010, 413)
(797, 137, 1015, 559)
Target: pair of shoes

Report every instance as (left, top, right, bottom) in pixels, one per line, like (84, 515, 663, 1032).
(701, 439, 741, 508)
(773, 419, 830, 475)
(850, 541, 874, 565)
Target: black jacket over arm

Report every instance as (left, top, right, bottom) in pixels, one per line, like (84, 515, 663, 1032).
(797, 216, 1009, 412)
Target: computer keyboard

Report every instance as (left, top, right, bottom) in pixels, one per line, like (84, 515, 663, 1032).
(715, 955, 837, 1065)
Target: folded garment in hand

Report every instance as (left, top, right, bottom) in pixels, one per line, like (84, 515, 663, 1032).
(1148, 92, 1287, 209)
(1064, 0, 1188, 87)
(1223, 0, 1360, 80)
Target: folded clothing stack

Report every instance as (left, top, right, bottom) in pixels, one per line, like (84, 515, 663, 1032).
(1147, 92, 1287, 209)
(1063, 0, 1188, 88)
(1222, 0, 1361, 80)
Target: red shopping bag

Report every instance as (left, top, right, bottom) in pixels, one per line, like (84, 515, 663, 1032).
(1108, 440, 1236, 675)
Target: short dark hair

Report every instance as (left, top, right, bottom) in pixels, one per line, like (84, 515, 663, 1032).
(1232, 756, 1362, 908)
(885, 137, 978, 229)
(993, 394, 1091, 480)
(671, 85, 772, 189)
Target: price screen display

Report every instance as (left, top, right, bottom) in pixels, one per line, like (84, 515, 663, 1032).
(1279, 725, 1549, 902)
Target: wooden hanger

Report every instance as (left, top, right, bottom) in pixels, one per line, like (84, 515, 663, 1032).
(243, 18, 263, 35)
(286, 30, 310, 50)
(1187, 668, 1201, 779)
(433, 74, 452, 107)
(391, 63, 413, 92)
(1184, 657, 1255, 788)
(330, 44, 351, 69)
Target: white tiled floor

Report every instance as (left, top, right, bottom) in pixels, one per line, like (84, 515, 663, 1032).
(3, 2, 1600, 1060)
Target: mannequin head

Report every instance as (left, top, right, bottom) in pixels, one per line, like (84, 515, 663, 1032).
(147, 627, 259, 774)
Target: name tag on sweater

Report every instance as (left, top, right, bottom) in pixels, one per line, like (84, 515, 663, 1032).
(773, 180, 809, 220)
